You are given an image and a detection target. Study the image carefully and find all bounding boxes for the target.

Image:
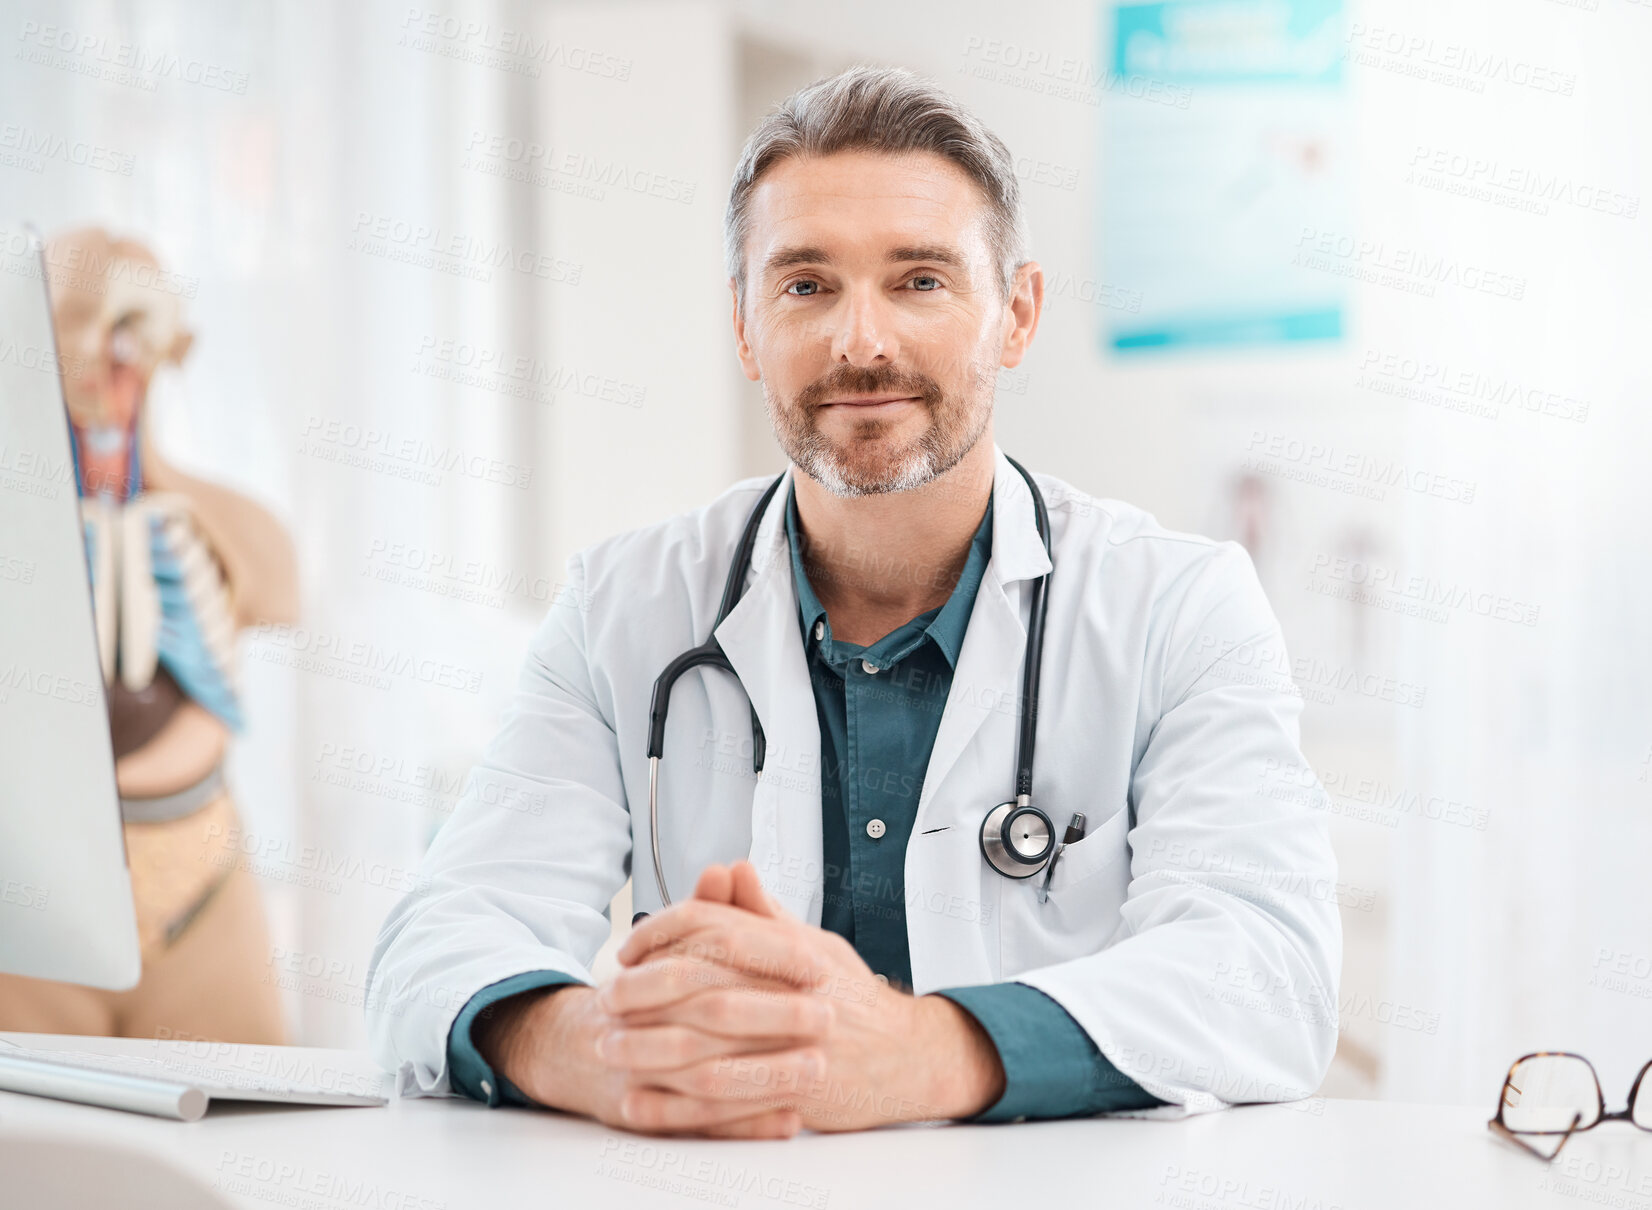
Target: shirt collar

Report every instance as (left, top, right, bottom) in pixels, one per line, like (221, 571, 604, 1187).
(785, 477, 994, 670)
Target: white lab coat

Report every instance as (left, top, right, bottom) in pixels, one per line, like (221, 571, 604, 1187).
(366, 443, 1342, 1115)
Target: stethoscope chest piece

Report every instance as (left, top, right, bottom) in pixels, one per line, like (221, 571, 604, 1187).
(979, 797, 1056, 878)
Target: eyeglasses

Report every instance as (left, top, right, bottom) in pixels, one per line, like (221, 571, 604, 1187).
(1487, 1052, 1652, 1161)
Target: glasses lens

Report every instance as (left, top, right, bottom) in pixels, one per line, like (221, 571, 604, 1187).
(1501, 1055, 1602, 1133)
(1633, 1071, 1652, 1129)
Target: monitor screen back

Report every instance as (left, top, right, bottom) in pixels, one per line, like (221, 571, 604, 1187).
(0, 224, 140, 990)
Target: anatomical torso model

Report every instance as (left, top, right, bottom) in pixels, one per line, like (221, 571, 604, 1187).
(0, 228, 295, 1042)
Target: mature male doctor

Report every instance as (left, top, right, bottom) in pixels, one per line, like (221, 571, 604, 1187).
(366, 65, 1341, 1139)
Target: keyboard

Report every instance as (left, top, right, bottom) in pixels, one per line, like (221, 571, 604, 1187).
(0, 1037, 390, 1121)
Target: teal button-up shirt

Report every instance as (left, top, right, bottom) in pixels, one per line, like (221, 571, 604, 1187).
(791, 477, 988, 986)
(446, 476, 1165, 1121)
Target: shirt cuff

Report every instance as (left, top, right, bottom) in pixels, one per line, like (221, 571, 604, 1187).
(933, 982, 1168, 1123)
(446, 971, 588, 1107)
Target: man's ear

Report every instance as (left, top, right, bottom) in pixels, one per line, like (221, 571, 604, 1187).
(730, 278, 761, 383)
(998, 261, 1042, 370)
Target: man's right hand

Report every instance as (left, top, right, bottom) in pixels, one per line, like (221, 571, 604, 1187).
(473, 867, 832, 1139)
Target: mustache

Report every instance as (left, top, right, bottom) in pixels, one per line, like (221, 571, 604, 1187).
(795, 366, 942, 411)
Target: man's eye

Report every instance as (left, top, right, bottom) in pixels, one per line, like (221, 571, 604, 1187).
(785, 279, 821, 297)
(909, 276, 942, 292)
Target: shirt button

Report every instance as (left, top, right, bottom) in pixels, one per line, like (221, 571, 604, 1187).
(866, 818, 886, 839)
(813, 620, 825, 640)
(860, 658, 879, 674)
(875, 973, 890, 986)
(480, 1080, 493, 1098)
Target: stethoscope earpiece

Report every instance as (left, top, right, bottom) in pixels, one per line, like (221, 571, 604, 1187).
(979, 798, 1056, 878)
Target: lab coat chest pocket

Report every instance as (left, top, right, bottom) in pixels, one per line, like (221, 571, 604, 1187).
(1000, 803, 1131, 976)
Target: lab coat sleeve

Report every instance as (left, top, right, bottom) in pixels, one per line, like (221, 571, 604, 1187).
(1017, 540, 1342, 1115)
(363, 552, 633, 1096)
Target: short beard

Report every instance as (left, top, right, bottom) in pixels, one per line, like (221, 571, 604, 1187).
(764, 363, 993, 499)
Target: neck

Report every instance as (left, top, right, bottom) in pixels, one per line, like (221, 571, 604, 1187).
(792, 436, 995, 646)
(75, 425, 138, 501)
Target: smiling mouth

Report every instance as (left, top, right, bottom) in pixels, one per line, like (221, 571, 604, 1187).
(823, 396, 921, 408)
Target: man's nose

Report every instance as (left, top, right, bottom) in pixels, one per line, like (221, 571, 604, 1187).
(830, 286, 899, 366)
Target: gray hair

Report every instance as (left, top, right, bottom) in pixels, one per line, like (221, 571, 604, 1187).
(723, 64, 1029, 316)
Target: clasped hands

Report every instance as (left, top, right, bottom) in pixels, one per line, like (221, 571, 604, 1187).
(478, 860, 1004, 1139)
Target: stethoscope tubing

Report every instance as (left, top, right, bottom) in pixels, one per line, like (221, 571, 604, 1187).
(646, 457, 1050, 909)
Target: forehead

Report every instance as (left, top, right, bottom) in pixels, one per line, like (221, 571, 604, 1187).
(745, 149, 991, 269)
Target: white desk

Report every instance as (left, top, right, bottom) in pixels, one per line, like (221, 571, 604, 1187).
(2, 1034, 1646, 1210)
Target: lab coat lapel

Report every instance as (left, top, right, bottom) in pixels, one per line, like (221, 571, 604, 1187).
(713, 465, 826, 925)
(917, 444, 1054, 823)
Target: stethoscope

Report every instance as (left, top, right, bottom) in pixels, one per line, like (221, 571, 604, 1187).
(644, 455, 1067, 911)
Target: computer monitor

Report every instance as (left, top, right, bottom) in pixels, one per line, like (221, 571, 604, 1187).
(0, 223, 141, 989)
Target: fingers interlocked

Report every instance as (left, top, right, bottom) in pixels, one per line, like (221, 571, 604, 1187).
(591, 864, 838, 1137)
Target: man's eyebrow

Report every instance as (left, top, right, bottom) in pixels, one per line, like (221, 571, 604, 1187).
(760, 244, 968, 276)
(886, 245, 966, 270)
